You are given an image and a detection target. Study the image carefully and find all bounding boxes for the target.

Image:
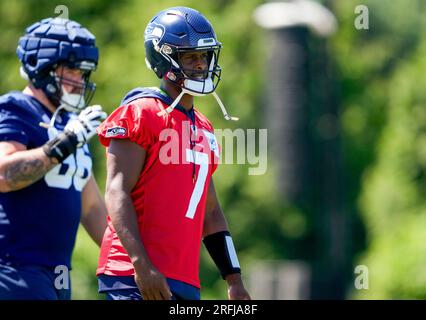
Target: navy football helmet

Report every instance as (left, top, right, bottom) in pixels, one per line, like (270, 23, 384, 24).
(144, 7, 238, 120)
(17, 18, 99, 112)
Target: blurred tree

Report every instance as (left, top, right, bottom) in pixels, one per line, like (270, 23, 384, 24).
(331, 0, 426, 298)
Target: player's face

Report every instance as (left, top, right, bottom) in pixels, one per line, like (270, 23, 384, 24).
(55, 65, 86, 94)
(178, 50, 209, 80)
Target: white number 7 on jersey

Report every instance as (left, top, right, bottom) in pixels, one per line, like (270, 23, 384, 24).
(185, 149, 209, 219)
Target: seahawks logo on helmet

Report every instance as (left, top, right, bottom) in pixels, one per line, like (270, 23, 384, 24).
(144, 22, 165, 42)
(105, 126, 127, 137)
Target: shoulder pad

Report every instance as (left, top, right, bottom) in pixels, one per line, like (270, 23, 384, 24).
(0, 91, 39, 116)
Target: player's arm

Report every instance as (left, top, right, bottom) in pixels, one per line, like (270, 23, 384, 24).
(105, 138, 172, 300)
(0, 105, 106, 193)
(0, 141, 58, 193)
(203, 179, 251, 300)
(81, 174, 108, 246)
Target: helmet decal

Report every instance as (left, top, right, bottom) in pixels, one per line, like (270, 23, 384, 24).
(144, 22, 166, 43)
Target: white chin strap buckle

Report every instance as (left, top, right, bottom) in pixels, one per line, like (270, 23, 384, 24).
(212, 92, 239, 121)
(157, 89, 239, 121)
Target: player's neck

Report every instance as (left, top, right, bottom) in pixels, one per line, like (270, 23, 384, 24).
(161, 81, 194, 111)
(23, 85, 57, 114)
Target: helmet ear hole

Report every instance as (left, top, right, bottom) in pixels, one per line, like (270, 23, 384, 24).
(27, 55, 37, 67)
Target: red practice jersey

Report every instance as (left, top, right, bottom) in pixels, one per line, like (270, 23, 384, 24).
(96, 89, 220, 288)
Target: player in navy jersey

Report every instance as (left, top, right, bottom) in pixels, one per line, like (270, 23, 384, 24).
(0, 17, 108, 300)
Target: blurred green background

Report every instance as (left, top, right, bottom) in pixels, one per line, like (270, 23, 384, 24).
(1, 0, 425, 299)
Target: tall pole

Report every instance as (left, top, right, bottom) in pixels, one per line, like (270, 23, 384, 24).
(254, 0, 348, 299)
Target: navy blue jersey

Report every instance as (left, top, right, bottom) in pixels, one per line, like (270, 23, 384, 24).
(0, 91, 92, 268)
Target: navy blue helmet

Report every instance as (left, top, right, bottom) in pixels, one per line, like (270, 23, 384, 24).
(16, 18, 99, 111)
(144, 7, 222, 96)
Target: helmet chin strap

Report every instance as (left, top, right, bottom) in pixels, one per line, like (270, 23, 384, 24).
(212, 91, 239, 121)
(157, 78, 239, 121)
(47, 104, 66, 137)
(157, 90, 185, 116)
(39, 104, 66, 137)
(39, 85, 84, 135)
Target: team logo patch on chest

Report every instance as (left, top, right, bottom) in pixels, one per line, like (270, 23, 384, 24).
(106, 126, 127, 137)
(202, 129, 220, 158)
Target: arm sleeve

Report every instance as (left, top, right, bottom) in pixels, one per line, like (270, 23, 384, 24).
(97, 103, 155, 151)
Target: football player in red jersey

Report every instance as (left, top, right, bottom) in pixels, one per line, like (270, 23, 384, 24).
(96, 7, 250, 300)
